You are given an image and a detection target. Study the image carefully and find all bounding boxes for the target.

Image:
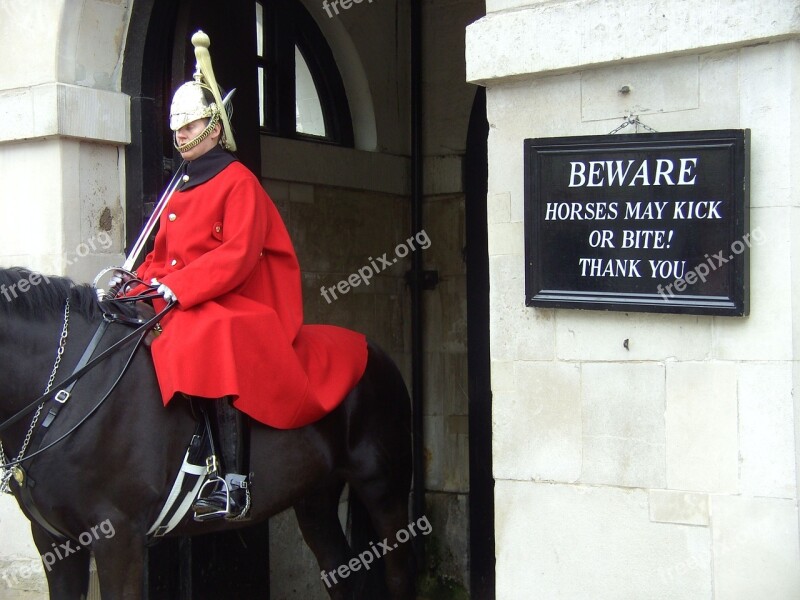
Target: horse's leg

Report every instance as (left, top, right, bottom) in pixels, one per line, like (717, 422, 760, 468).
(92, 523, 146, 600)
(293, 479, 354, 600)
(30, 524, 90, 600)
(351, 477, 415, 600)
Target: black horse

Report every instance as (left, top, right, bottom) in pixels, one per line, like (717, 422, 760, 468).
(0, 267, 414, 599)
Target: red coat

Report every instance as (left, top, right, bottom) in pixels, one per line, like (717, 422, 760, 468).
(130, 153, 367, 428)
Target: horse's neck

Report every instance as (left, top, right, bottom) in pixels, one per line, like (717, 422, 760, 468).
(0, 316, 72, 436)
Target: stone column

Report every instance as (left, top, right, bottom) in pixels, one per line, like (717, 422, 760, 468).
(0, 2, 130, 596)
(0, 0, 129, 280)
(467, 0, 800, 598)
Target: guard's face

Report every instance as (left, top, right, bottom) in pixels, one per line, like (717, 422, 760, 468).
(175, 119, 221, 161)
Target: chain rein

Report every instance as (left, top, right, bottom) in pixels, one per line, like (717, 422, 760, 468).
(0, 299, 70, 494)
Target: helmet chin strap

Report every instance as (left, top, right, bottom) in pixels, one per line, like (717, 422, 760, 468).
(174, 112, 221, 153)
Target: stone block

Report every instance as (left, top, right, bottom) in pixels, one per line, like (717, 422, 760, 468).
(75, 142, 124, 255)
(486, 75, 583, 222)
(556, 310, 711, 362)
(737, 362, 797, 498)
(712, 208, 793, 361)
(581, 362, 666, 488)
(493, 361, 581, 481)
(0, 1, 59, 89)
(649, 489, 709, 527)
(711, 495, 800, 599)
(487, 192, 511, 225)
(467, 0, 800, 85)
(696, 50, 741, 128)
(739, 42, 797, 209)
(494, 480, 712, 599)
(487, 222, 523, 256)
(424, 194, 465, 277)
(424, 414, 469, 493)
(423, 155, 463, 195)
(490, 360, 515, 392)
(580, 55, 699, 122)
(666, 361, 738, 493)
(489, 254, 555, 362)
(442, 352, 469, 416)
(0, 140, 64, 269)
(289, 183, 314, 204)
(419, 492, 469, 597)
(264, 179, 290, 203)
(0, 84, 130, 144)
(71, 0, 129, 90)
(424, 276, 468, 353)
(270, 508, 331, 599)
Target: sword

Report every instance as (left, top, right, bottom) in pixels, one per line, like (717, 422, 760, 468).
(92, 166, 183, 299)
(124, 164, 184, 272)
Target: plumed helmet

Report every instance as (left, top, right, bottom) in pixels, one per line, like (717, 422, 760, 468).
(169, 80, 217, 132)
(169, 31, 236, 152)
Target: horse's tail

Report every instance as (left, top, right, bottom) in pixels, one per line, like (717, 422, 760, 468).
(347, 485, 389, 598)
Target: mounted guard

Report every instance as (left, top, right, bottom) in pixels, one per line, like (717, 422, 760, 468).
(0, 28, 414, 600)
(108, 31, 368, 520)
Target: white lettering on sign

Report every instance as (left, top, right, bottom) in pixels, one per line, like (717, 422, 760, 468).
(672, 200, 723, 219)
(578, 258, 643, 278)
(568, 158, 698, 187)
(648, 260, 687, 279)
(624, 201, 669, 220)
(544, 202, 619, 221)
(621, 230, 672, 249)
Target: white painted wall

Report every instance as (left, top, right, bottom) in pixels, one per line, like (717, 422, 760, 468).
(467, 0, 800, 598)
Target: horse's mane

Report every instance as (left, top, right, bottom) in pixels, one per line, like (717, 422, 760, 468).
(0, 267, 111, 320)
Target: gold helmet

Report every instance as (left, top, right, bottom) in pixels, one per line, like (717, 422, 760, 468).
(169, 31, 236, 153)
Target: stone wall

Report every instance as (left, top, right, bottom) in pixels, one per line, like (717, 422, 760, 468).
(467, 0, 800, 598)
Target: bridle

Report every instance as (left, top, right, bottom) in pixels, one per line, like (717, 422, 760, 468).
(0, 288, 175, 492)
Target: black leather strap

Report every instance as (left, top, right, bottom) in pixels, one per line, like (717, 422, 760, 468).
(15, 321, 110, 542)
(39, 321, 109, 429)
(0, 300, 174, 436)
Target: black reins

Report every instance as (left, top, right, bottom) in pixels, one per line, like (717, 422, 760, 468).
(0, 293, 175, 442)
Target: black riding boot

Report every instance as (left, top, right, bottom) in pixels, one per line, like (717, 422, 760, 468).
(192, 398, 249, 519)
